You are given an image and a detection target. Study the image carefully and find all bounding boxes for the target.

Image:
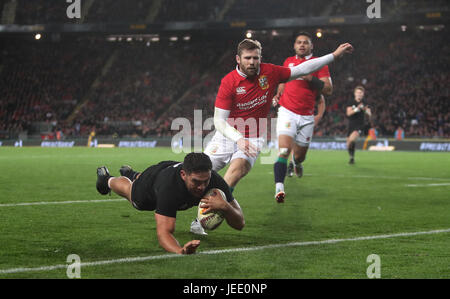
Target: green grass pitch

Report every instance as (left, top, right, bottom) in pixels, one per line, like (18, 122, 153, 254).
(0, 147, 449, 278)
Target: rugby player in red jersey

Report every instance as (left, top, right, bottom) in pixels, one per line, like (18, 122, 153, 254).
(190, 38, 353, 234)
(271, 32, 333, 203)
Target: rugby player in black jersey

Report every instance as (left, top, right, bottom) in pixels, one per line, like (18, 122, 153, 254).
(96, 152, 245, 254)
(346, 86, 372, 164)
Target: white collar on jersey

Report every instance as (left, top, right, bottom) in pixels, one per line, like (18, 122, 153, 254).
(236, 65, 261, 78)
(296, 53, 313, 60)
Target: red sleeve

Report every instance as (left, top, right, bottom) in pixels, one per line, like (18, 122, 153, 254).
(214, 76, 234, 110)
(317, 65, 330, 79)
(271, 64, 291, 84)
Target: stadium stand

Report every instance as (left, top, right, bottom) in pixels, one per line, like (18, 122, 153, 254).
(14, 0, 69, 24)
(5, 0, 449, 25)
(83, 0, 153, 23)
(0, 1, 449, 140)
(0, 38, 109, 139)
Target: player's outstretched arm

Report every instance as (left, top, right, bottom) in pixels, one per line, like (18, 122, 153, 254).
(288, 43, 353, 81)
(332, 43, 354, 58)
(155, 213, 200, 254)
(200, 196, 245, 231)
(223, 199, 245, 230)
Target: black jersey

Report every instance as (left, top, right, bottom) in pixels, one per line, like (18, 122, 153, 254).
(346, 98, 366, 127)
(130, 161, 233, 218)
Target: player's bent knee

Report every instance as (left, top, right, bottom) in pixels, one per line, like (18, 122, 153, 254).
(110, 177, 133, 199)
(294, 155, 306, 164)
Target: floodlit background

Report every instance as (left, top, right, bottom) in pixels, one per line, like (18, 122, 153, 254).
(0, 0, 449, 280)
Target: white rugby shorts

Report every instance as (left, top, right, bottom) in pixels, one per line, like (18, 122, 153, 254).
(204, 131, 265, 172)
(276, 106, 315, 147)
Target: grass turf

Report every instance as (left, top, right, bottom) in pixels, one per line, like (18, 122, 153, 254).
(0, 147, 449, 278)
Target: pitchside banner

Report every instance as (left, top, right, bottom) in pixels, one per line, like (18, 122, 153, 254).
(419, 142, 450, 151)
(41, 141, 75, 147)
(0, 139, 450, 152)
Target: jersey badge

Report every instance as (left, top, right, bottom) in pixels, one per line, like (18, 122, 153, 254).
(258, 75, 269, 90)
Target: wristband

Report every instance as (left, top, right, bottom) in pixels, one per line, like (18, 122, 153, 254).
(310, 77, 325, 91)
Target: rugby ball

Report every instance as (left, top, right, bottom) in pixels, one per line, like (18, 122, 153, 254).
(197, 188, 226, 230)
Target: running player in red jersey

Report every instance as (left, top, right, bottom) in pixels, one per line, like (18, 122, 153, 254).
(272, 32, 333, 203)
(190, 38, 353, 234)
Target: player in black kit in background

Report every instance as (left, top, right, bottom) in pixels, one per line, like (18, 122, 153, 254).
(95, 152, 245, 255)
(345, 86, 372, 164)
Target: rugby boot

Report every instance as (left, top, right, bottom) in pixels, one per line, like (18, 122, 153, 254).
(287, 161, 294, 177)
(119, 165, 136, 181)
(96, 166, 111, 195)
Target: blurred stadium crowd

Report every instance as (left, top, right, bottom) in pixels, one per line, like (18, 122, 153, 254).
(7, 0, 449, 23)
(0, 0, 449, 139)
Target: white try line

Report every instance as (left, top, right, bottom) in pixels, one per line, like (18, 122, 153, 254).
(1, 228, 449, 275)
(0, 198, 126, 207)
(405, 183, 450, 188)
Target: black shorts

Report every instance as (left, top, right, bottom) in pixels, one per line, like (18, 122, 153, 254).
(130, 179, 155, 211)
(130, 169, 157, 211)
(347, 123, 365, 137)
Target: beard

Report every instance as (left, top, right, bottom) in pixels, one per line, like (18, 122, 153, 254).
(239, 63, 258, 77)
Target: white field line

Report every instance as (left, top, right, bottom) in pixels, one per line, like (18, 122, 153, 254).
(405, 183, 450, 187)
(0, 198, 126, 207)
(1, 228, 449, 275)
(266, 173, 450, 181)
(303, 174, 450, 181)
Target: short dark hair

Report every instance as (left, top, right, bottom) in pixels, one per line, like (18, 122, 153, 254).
(182, 152, 212, 174)
(294, 31, 312, 41)
(237, 39, 262, 57)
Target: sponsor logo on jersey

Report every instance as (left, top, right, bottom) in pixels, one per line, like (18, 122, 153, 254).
(236, 91, 268, 110)
(236, 86, 246, 95)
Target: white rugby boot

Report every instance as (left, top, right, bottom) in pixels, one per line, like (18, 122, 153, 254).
(190, 219, 208, 235)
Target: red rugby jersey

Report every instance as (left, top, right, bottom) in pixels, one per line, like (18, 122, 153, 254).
(215, 63, 291, 138)
(279, 54, 330, 115)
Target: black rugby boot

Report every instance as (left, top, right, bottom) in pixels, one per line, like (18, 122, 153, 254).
(96, 166, 111, 195)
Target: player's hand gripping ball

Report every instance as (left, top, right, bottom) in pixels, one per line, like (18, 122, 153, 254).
(197, 188, 226, 230)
